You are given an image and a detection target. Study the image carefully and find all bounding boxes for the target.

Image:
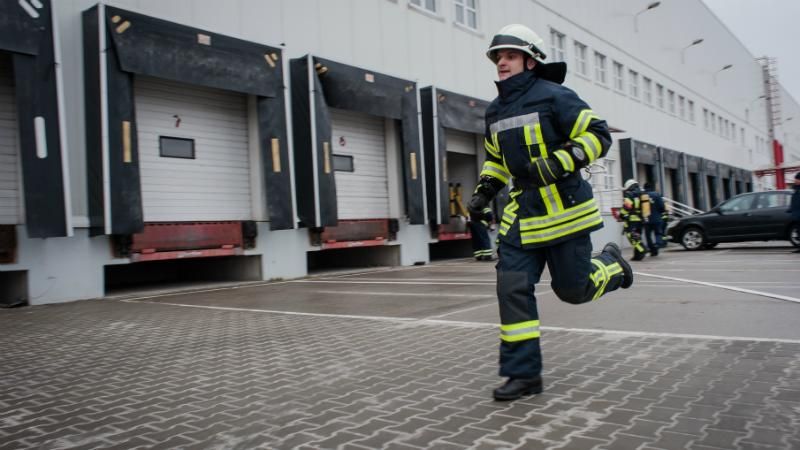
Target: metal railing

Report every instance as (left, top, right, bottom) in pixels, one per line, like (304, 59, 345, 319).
(663, 197, 704, 219)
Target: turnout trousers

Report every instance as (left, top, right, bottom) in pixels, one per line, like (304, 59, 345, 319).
(468, 220, 493, 259)
(496, 235, 625, 379)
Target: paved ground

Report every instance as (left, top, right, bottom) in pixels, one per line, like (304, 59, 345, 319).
(1, 243, 800, 449)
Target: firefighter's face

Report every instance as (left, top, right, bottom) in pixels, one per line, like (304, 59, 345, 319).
(495, 49, 535, 81)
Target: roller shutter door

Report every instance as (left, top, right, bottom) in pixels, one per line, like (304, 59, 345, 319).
(445, 129, 479, 200)
(135, 77, 252, 222)
(0, 55, 21, 225)
(330, 108, 389, 220)
(445, 128, 477, 155)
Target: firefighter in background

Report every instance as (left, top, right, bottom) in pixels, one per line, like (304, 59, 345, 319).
(643, 181, 666, 255)
(467, 24, 634, 402)
(469, 206, 495, 261)
(620, 179, 648, 261)
(451, 183, 494, 261)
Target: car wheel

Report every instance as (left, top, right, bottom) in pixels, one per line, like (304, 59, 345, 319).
(703, 243, 718, 249)
(680, 227, 706, 250)
(790, 224, 800, 248)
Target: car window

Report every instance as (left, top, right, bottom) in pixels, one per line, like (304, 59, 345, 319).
(719, 195, 754, 212)
(755, 192, 789, 209)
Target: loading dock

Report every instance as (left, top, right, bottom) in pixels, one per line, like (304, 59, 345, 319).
(290, 56, 425, 267)
(83, 5, 294, 261)
(420, 87, 491, 258)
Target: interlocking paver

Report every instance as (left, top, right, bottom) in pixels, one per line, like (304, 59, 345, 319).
(1, 296, 799, 450)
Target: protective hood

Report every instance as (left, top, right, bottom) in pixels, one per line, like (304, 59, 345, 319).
(533, 62, 567, 85)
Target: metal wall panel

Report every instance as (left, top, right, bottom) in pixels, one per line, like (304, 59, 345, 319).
(330, 108, 389, 220)
(134, 77, 252, 221)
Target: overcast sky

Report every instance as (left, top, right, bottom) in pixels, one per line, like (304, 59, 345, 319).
(702, 0, 800, 103)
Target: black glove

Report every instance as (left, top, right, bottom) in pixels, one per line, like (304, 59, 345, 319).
(527, 157, 567, 187)
(467, 192, 488, 217)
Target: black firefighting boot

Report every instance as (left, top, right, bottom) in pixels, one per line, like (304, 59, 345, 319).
(493, 377, 543, 401)
(602, 242, 634, 289)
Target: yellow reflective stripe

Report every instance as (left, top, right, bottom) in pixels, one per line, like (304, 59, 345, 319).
(534, 123, 548, 158)
(547, 185, 564, 211)
(520, 198, 598, 230)
(539, 186, 554, 215)
(484, 138, 500, 159)
(521, 210, 603, 244)
(480, 161, 510, 184)
(570, 110, 592, 138)
(501, 320, 541, 331)
(493, 133, 501, 153)
(553, 150, 574, 172)
(591, 259, 609, 300)
(569, 109, 598, 139)
(500, 320, 541, 342)
(523, 125, 533, 147)
(574, 133, 601, 163)
(499, 191, 521, 236)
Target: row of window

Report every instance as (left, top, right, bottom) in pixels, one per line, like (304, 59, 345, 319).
(551, 29, 699, 122)
(702, 108, 745, 145)
(549, 28, 763, 149)
(409, 0, 478, 30)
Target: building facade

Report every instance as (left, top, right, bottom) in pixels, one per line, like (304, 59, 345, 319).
(2, 0, 799, 305)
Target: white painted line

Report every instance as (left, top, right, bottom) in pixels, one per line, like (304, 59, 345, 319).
(120, 299, 800, 343)
(539, 326, 800, 344)
(291, 280, 497, 286)
(424, 290, 553, 319)
(311, 290, 495, 299)
(314, 277, 499, 283)
(121, 299, 417, 323)
(636, 272, 800, 304)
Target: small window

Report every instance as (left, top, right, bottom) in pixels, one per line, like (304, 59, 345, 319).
(594, 52, 607, 84)
(703, 108, 709, 129)
(678, 95, 685, 118)
(628, 70, 639, 98)
(454, 0, 478, 29)
(333, 154, 354, 172)
(613, 61, 624, 92)
(573, 41, 587, 76)
(159, 136, 195, 159)
(688, 100, 695, 123)
(642, 77, 652, 104)
(656, 84, 664, 109)
(549, 28, 566, 62)
(668, 90, 675, 114)
(410, 0, 436, 13)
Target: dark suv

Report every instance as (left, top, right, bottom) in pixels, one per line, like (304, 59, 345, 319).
(667, 190, 800, 250)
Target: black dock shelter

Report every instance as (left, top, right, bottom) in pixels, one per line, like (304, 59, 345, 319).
(290, 56, 426, 229)
(420, 87, 493, 226)
(0, 0, 69, 238)
(83, 4, 294, 236)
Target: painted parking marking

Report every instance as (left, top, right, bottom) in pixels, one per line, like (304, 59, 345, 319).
(311, 289, 495, 299)
(119, 299, 800, 344)
(636, 271, 800, 304)
(291, 280, 498, 286)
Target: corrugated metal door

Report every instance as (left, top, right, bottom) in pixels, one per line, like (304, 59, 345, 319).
(0, 56, 21, 225)
(330, 108, 389, 219)
(135, 77, 252, 222)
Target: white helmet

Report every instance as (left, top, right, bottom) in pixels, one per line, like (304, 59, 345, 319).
(487, 24, 547, 64)
(623, 179, 639, 191)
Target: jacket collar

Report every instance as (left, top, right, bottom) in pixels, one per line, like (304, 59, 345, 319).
(494, 70, 537, 102)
